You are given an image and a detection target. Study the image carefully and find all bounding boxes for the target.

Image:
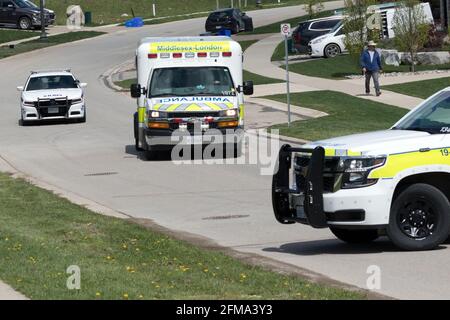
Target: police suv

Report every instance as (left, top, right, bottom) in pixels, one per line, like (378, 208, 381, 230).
(17, 70, 87, 125)
(273, 88, 450, 251)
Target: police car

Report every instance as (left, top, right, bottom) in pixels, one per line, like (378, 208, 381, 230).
(17, 70, 87, 125)
(273, 87, 450, 251)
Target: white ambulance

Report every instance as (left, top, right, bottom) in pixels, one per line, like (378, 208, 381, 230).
(130, 36, 253, 159)
(273, 88, 450, 251)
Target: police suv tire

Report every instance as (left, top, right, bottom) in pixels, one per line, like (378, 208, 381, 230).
(387, 183, 450, 251)
(18, 17, 31, 30)
(232, 23, 239, 34)
(330, 227, 379, 244)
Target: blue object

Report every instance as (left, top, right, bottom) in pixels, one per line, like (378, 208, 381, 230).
(125, 17, 144, 28)
(217, 28, 232, 37)
(360, 49, 382, 72)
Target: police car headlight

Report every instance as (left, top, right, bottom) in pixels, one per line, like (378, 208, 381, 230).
(219, 109, 238, 118)
(22, 100, 35, 107)
(72, 97, 83, 105)
(341, 157, 385, 189)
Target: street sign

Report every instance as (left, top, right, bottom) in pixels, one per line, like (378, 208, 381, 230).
(281, 23, 291, 126)
(280, 23, 291, 36)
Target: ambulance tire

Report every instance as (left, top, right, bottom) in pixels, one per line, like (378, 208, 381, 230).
(330, 228, 379, 244)
(234, 142, 242, 158)
(144, 150, 159, 161)
(134, 112, 144, 151)
(387, 183, 450, 251)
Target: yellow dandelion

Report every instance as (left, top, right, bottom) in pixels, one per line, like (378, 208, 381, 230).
(203, 269, 209, 273)
(96, 292, 101, 297)
(123, 293, 129, 299)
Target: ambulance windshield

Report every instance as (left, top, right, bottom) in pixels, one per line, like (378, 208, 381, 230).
(148, 67, 235, 98)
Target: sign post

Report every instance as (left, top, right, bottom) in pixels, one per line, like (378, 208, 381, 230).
(280, 23, 291, 127)
(40, 0, 47, 40)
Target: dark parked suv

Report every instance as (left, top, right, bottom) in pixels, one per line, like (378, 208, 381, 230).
(292, 15, 343, 53)
(205, 8, 253, 34)
(0, 0, 55, 30)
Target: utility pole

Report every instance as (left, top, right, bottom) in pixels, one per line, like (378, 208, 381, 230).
(39, 0, 47, 40)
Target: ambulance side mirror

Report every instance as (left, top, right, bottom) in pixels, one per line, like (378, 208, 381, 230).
(130, 84, 142, 98)
(242, 80, 253, 95)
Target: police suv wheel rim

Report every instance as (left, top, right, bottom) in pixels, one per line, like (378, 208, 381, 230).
(397, 198, 437, 240)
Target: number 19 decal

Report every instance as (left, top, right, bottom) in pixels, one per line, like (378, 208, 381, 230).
(441, 148, 449, 156)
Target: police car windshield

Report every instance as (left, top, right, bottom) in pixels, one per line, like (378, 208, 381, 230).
(393, 91, 450, 134)
(148, 67, 235, 98)
(26, 75, 78, 91)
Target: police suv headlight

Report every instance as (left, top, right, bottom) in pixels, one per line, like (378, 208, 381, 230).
(341, 157, 386, 189)
(219, 109, 238, 118)
(22, 100, 35, 107)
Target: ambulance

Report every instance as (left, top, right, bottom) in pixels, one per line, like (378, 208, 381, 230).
(130, 36, 253, 159)
(272, 88, 450, 251)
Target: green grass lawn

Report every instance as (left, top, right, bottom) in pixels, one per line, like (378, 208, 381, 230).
(0, 29, 38, 44)
(0, 172, 365, 300)
(0, 31, 105, 60)
(33, 0, 317, 25)
(267, 91, 407, 141)
(382, 77, 450, 99)
(284, 54, 450, 79)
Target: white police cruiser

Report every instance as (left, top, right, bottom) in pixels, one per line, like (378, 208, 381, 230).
(17, 70, 87, 125)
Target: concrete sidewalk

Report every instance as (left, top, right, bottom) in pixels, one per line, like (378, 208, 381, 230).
(0, 281, 27, 300)
(244, 34, 425, 110)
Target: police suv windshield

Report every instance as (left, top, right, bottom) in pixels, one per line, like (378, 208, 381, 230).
(393, 90, 450, 134)
(148, 67, 235, 98)
(26, 75, 78, 91)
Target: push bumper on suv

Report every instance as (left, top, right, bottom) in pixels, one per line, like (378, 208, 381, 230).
(272, 144, 390, 228)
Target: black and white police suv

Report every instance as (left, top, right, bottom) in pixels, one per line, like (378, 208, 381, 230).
(17, 70, 87, 125)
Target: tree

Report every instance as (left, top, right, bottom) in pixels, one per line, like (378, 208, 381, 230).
(303, 0, 324, 19)
(342, 0, 378, 61)
(392, 0, 430, 72)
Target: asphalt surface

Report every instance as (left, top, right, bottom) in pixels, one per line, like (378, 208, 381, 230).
(1, 2, 449, 299)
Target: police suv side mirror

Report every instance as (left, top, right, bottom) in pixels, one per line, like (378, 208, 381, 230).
(130, 84, 142, 98)
(243, 80, 253, 95)
(17, 86, 24, 91)
(79, 83, 87, 88)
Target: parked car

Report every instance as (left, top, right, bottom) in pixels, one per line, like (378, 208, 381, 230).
(292, 15, 343, 53)
(205, 8, 253, 34)
(17, 70, 87, 125)
(0, 0, 55, 30)
(308, 20, 347, 58)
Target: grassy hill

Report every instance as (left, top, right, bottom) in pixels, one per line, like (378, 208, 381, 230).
(33, 0, 311, 25)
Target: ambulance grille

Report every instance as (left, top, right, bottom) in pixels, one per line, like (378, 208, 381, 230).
(168, 111, 220, 118)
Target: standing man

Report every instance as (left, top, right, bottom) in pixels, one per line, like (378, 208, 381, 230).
(360, 40, 382, 96)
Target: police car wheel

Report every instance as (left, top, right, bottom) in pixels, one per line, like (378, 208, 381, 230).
(387, 183, 450, 251)
(330, 227, 379, 244)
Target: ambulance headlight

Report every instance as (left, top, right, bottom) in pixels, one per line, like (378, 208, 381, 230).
(219, 109, 238, 118)
(149, 111, 167, 118)
(341, 157, 385, 189)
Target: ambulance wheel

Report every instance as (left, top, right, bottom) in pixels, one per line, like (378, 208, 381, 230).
(134, 112, 144, 151)
(387, 183, 450, 251)
(234, 142, 242, 158)
(144, 149, 159, 161)
(330, 228, 379, 244)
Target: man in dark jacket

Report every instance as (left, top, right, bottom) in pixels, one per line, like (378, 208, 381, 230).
(360, 40, 382, 96)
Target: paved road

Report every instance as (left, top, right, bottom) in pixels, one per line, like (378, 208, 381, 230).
(2, 2, 450, 299)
